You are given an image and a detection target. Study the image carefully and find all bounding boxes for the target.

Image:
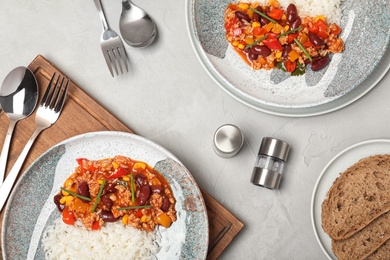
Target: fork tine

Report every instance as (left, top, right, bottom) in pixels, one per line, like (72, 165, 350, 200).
(54, 78, 70, 113)
(108, 49, 120, 76)
(117, 46, 129, 73)
(102, 50, 114, 77)
(41, 73, 56, 106)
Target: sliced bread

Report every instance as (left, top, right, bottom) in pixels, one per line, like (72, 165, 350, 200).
(332, 211, 390, 259)
(322, 154, 390, 240)
(365, 238, 390, 260)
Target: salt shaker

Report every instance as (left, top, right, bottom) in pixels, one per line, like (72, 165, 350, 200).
(213, 124, 244, 158)
(250, 137, 290, 189)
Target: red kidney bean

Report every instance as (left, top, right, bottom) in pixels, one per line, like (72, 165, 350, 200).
(54, 194, 64, 212)
(290, 16, 301, 30)
(135, 174, 148, 187)
(151, 185, 164, 194)
(99, 210, 119, 222)
(287, 4, 298, 23)
(251, 45, 271, 57)
(235, 11, 250, 22)
(103, 183, 117, 195)
(248, 51, 259, 61)
(77, 182, 90, 202)
(308, 33, 324, 46)
(283, 45, 292, 59)
(252, 8, 260, 22)
(137, 186, 151, 206)
(311, 55, 330, 71)
(260, 17, 270, 26)
(101, 197, 113, 211)
(161, 197, 170, 212)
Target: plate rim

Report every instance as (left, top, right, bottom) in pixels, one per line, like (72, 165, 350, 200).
(2, 130, 209, 260)
(185, 0, 390, 117)
(310, 138, 390, 259)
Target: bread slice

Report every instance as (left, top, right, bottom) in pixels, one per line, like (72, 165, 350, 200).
(332, 211, 390, 259)
(322, 154, 390, 240)
(365, 238, 390, 260)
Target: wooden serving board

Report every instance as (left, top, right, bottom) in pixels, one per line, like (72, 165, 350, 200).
(0, 55, 243, 259)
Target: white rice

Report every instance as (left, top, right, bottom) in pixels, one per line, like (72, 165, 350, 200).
(42, 218, 160, 260)
(255, 0, 343, 24)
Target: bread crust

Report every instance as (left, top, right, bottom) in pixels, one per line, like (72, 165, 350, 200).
(332, 211, 390, 259)
(322, 154, 390, 241)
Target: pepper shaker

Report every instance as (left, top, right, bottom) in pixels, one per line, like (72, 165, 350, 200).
(250, 137, 290, 189)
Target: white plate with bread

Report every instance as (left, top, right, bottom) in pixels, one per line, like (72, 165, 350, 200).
(311, 139, 390, 259)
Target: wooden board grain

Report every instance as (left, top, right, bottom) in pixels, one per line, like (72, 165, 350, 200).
(0, 55, 243, 259)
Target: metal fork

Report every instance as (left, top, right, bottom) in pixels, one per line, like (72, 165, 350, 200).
(0, 73, 69, 212)
(93, 0, 129, 77)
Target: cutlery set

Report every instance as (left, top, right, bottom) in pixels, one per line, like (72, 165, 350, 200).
(93, 0, 157, 77)
(0, 71, 69, 213)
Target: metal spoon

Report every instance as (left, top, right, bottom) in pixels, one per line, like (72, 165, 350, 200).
(0, 67, 38, 186)
(120, 0, 157, 47)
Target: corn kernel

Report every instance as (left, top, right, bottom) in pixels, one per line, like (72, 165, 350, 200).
(98, 179, 103, 185)
(65, 196, 73, 206)
(65, 179, 73, 188)
(252, 22, 261, 28)
(247, 9, 254, 19)
(275, 51, 282, 59)
(268, 0, 279, 8)
(245, 38, 254, 45)
(238, 3, 249, 10)
(122, 175, 130, 182)
(60, 196, 67, 204)
(112, 162, 119, 169)
(284, 25, 290, 31)
(122, 214, 129, 224)
(141, 215, 152, 223)
(282, 14, 287, 20)
(232, 41, 239, 47)
(238, 43, 245, 49)
(62, 190, 69, 196)
(265, 22, 274, 32)
(133, 162, 146, 171)
(315, 15, 326, 23)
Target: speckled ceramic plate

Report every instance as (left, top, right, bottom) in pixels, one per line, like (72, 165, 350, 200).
(186, 0, 390, 116)
(1, 131, 209, 260)
(311, 139, 390, 259)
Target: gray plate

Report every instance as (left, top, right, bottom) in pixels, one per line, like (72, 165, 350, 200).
(186, 0, 390, 116)
(1, 131, 209, 260)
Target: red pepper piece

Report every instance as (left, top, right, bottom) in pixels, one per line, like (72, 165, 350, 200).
(92, 221, 100, 230)
(62, 207, 75, 225)
(285, 60, 297, 72)
(268, 8, 284, 20)
(263, 38, 282, 51)
(107, 167, 129, 179)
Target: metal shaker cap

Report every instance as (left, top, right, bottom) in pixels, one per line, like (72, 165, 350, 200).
(213, 124, 244, 158)
(258, 137, 290, 161)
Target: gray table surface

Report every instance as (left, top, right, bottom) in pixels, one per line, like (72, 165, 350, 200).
(1, 0, 389, 259)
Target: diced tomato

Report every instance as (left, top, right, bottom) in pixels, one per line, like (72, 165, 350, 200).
(303, 41, 313, 48)
(317, 29, 329, 40)
(253, 27, 267, 36)
(331, 24, 342, 36)
(285, 60, 297, 72)
(92, 221, 100, 230)
(62, 207, 75, 225)
(287, 33, 298, 43)
(308, 25, 319, 34)
(267, 32, 278, 39)
(107, 167, 129, 179)
(268, 8, 284, 20)
(263, 38, 282, 51)
(316, 19, 328, 31)
(76, 158, 87, 165)
(135, 210, 143, 218)
(233, 28, 243, 37)
(225, 18, 238, 30)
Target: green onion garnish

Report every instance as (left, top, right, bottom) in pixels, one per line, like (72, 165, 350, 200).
(294, 38, 312, 62)
(61, 187, 92, 201)
(245, 35, 268, 49)
(277, 26, 302, 38)
(117, 205, 152, 211)
(249, 7, 276, 24)
(91, 179, 106, 213)
(130, 173, 135, 203)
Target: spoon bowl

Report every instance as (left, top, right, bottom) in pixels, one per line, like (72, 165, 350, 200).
(0, 67, 38, 185)
(120, 0, 157, 48)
